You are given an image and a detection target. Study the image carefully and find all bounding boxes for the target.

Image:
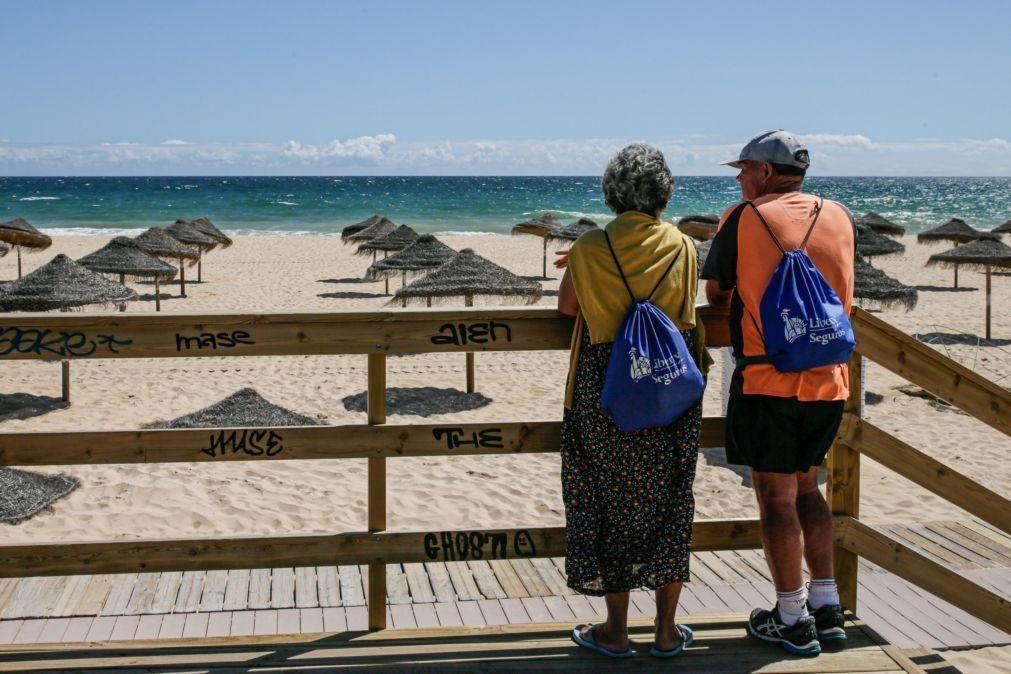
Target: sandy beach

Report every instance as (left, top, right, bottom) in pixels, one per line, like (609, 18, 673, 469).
(1, 231, 1007, 545)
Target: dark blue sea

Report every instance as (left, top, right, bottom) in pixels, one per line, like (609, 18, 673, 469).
(2, 176, 1009, 235)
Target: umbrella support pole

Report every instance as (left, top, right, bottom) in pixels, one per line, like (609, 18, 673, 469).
(16, 246, 21, 279)
(61, 360, 70, 404)
(383, 252, 389, 296)
(954, 241, 960, 288)
(155, 278, 161, 311)
(465, 294, 475, 393)
(179, 260, 187, 297)
(542, 237, 548, 279)
(986, 265, 991, 340)
(198, 254, 202, 283)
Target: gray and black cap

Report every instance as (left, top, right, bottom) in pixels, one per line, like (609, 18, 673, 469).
(723, 130, 810, 169)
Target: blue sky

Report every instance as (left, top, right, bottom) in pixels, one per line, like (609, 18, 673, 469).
(2, 0, 1010, 175)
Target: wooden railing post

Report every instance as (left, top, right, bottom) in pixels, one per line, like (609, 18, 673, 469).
(827, 355, 862, 611)
(61, 360, 71, 404)
(367, 353, 387, 631)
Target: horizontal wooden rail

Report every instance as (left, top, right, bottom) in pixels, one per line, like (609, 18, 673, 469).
(0, 519, 761, 578)
(837, 414, 1011, 536)
(835, 516, 1011, 635)
(851, 308, 1010, 437)
(0, 306, 730, 361)
(0, 418, 727, 466)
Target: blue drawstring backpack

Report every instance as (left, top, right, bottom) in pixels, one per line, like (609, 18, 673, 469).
(742, 199, 856, 373)
(600, 232, 706, 432)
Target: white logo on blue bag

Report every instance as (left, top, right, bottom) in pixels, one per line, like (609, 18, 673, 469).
(629, 347, 652, 381)
(781, 309, 807, 344)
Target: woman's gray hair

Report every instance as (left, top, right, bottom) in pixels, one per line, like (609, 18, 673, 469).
(601, 143, 674, 215)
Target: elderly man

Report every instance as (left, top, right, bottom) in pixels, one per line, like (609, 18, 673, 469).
(701, 131, 856, 656)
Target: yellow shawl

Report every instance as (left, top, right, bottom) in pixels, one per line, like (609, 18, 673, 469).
(564, 211, 710, 408)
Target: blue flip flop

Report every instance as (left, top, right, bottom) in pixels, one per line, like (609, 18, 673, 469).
(571, 624, 634, 658)
(649, 624, 694, 658)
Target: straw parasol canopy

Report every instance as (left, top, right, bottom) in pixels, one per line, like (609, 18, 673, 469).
(0, 217, 54, 278)
(344, 216, 397, 244)
(854, 255, 917, 311)
(856, 212, 905, 237)
(166, 221, 219, 251)
(395, 249, 542, 304)
(78, 237, 178, 311)
(512, 213, 562, 278)
(153, 387, 323, 429)
(917, 218, 993, 245)
(133, 227, 201, 261)
(546, 218, 599, 245)
(695, 239, 713, 270)
(676, 214, 720, 241)
(928, 238, 1011, 339)
(365, 234, 456, 282)
(993, 219, 1011, 235)
(356, 224, 419, 256)
(857, 228, 905, 261)
(0, 467, 78, 524)
(0, 254, 136, 312)
(182, 217, 233, 248)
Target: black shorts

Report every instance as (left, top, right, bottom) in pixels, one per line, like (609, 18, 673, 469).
(725, 376, 844, 474)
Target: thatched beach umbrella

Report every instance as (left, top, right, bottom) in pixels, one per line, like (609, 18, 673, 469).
(365, 234, 456, 298)
(357, 225, 420, 295)
(857, 228, 905, 263)
(854, 255, 917, 311)
(0, 254, 136, 403)
(77, 237, 178, 311)
(133, 227, 200, 297)
(993, 219, 1011, 235)
(344, 216, 397, 245)
(696, 239, 713, 270)
(928, 238, 1011, 339)
(0, 467, 78, 524)
(395, 249, 542, 392)
(512, 213, 561, 278)
(918, 218, 995, 287)
(153, 387, 323, 428)
(183, 217, 233, 248)
(676, 214, 720, 241)
(546, 218, 599, 246)
(342, 214, 391, 242)
(856, 212, 905, 237)
(167, 221, 218, 283)
(0, 217, 54, 278)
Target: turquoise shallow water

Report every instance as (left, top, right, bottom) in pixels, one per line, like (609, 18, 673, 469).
(1, 176, 1009, 235)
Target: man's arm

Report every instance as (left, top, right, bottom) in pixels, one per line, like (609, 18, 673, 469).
(700, 203, 744, 306)
(706, 279, 732, 307)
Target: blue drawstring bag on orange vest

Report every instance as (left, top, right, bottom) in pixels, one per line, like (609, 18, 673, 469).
(599, 232, 706, 432)
(746, 199, 856, 372)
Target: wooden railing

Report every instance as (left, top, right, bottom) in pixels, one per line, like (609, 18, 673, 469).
(0, 306, 1008, 637)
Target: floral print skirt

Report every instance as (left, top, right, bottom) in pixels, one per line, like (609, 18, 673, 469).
(561, 327, 702, 596)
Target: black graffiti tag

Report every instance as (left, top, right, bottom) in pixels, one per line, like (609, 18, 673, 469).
(176, 330, 255, 352)
(0, 327, 133, 357)
(430, 320, 512, 346)
(432, 427, 504, 450)
(201, 429, 285, 458)
(423, 529, 536, 562)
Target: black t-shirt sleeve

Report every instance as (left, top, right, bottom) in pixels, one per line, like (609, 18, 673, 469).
(700, 202, 746, 291)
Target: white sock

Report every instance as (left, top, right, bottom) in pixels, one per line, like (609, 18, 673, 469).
(776, 587, 809, 626)
(808, 578, 840, 609)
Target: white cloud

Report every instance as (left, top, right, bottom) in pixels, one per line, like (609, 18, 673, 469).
(161, 139, 191, 146)
(283, 134, 397, 162)
(798, 134, 874, 149)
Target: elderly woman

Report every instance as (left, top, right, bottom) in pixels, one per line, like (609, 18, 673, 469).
(557, 144, 709, 658)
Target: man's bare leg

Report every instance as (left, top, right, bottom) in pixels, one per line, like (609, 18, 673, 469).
(796, 468, 833, 581)
(752, 470, 803, 591)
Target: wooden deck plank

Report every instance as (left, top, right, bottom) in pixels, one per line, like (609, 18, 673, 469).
(247, 569, 271, 610)
(697, 551, 750, 584)
(910, 524, 998, 568)
(433, 601, 463, 627)
(0, 578, 19, 617)
(942, 522, 1011, 565)
(294, 567, 319, 608)
(864, 572, 976, 648)
(201, 570, 230, 612)
(628, 591, 653, 618)
(477, 599, 509, 625)
(562, 593, 596, 621)
(270, 567, 295, 609)
(37, 617, 71, 643)
(253, 609, 278, 636)
(403, 563, 436, 603)
(386, 564, 412, 605)
(542, 595, 576, 622)
(322, 607, 347, 633)
(530, 558, 573, 596)
(468, 561, 507, 600)
(223, 569, 250, 611)
(446, 562, 483, 601)
(109, 615, 140, 641)
(2, 577, 41, 619)
(60, 616, 93, 642)
(101, 573, 139, 616)
(123, 573, 161, 615)
(229, 610, 255, 637)
(134, 614, 163, 640)
(455, 600, 485, 626)
(0, 619, 23, 645)
(499, 597, 530, 624)
(277, 607, 300, 635)
(299, 607, 323, 633)
(149, 571, 182, 615)
(488, 559, 531, 599)
(389, 603, 417, 629)
(716, 551, 767, 582)
(882, 525, 975, 570)
(858, 577, 943, 649)
(158, 613, 185, 639)
(519, 596, 553, 623)
(508, 558, 551, 597)
(345, 606, 368, 631)
(207, 612, 233, 637)
(32, 577, 67, 617)
(411, 602, 439, 628)
(423, 563, 456, 603)
(900, 573, 1010, 645)
(315, 566, 341, 607)
(971, 518, 1011, 545)
(50, 574, 91, 617)
(676, 584, 706, 614)
(11, 618, 46, 644)
(84, 615, 116, 641)
(338, 565, 365, 607)
(737, 549, 774, 581)
(174, 571, 206, 613)
(686, 581, 732, 611)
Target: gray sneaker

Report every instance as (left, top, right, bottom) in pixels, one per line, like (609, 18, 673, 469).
(808, 602, 847, 641)
(747, 606, 821, 656)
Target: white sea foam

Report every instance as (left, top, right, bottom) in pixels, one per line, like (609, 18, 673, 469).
(39, 227, 147, 237)
(274, 201, 300, 206)
(16, 196, 61, 201)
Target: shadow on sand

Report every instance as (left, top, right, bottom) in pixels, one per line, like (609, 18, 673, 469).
(913, 331, 1011, 347)
(0, 393, 69, 423)
(341, 387, 492, 417)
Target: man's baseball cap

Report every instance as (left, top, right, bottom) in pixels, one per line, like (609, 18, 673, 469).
(722, 130, 810, 169)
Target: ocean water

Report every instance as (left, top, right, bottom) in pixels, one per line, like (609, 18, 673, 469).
(2, 176, 1009, 236)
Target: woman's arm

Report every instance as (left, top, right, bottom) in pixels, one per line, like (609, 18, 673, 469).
(558, 267, 579, 316)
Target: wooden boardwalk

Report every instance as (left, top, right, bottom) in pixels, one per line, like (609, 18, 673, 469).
(0, 519, 1007, 652)
(0, 614, 921, 672)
